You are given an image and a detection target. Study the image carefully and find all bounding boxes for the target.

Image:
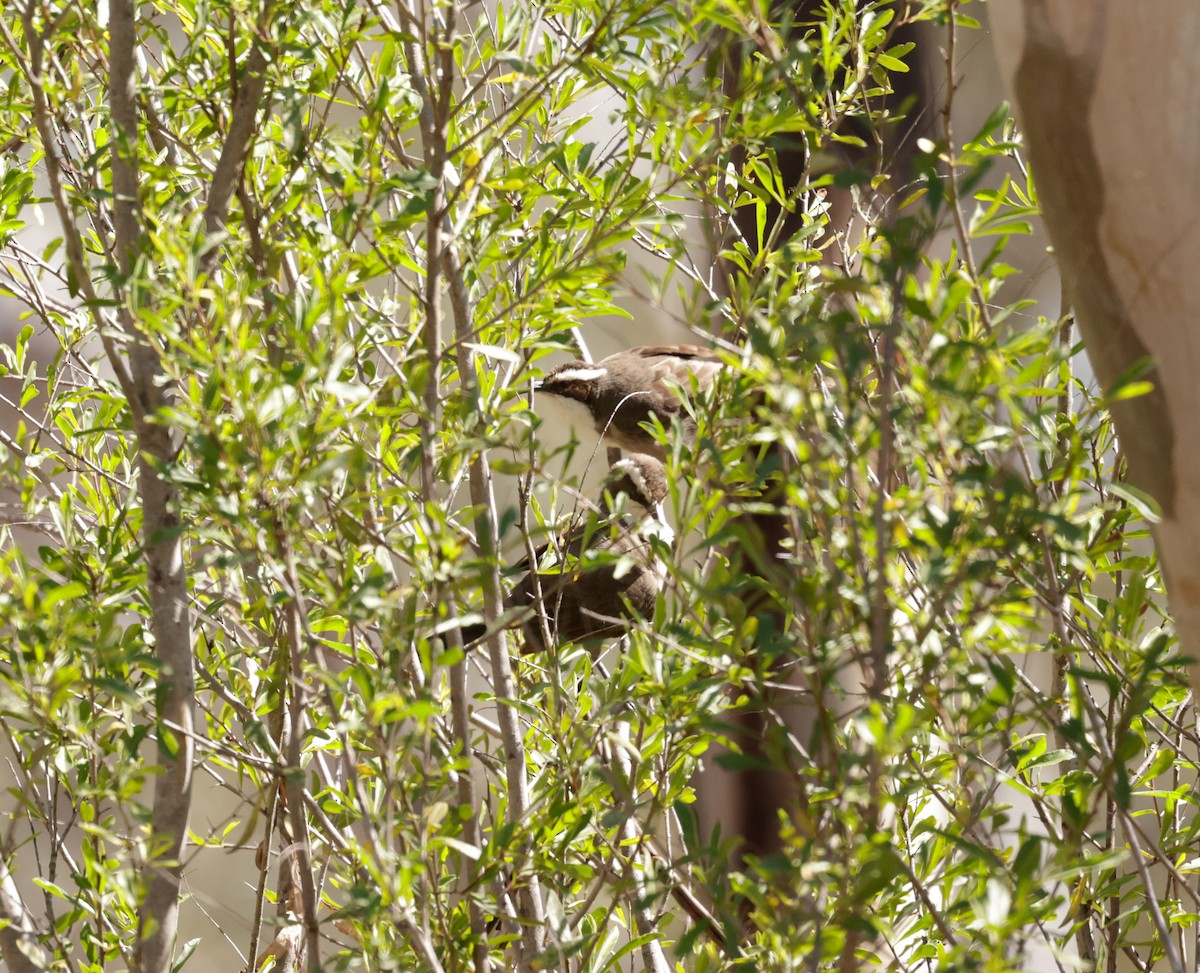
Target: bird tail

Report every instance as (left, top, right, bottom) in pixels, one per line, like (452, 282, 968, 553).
(457, 621, 486, 646)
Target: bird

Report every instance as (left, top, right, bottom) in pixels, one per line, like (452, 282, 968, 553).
(461, 453, 673, 653)
(535, 345, 724, 459)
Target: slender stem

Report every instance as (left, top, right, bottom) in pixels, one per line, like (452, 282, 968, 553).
(868, 322, 896, 698)
(101, 3, 200, 971)
(203, 4, 275, 240)
(609, 723, 670, 973)
(398, 3, 524, 966)
(244, 784, 282, 973)
(2, 5, 136, 404)
(280, 540, 323, 972)
(939, 0, 993, 336)
(0, 858, 46, 973)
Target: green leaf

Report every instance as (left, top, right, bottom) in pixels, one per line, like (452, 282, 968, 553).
(1106, 481, 1162, 523)
(875, 53, 909, 72)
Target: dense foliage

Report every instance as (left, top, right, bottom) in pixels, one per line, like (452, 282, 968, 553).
(0, 0, 1187, 971)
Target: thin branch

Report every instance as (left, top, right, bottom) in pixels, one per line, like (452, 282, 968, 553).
(1, 6, 137, 406)
(280, 539, 323, 972)
(445, 236, 547, 965)
(868, 319, 896, 698)
(0, 858, 47, 973)
(940, 0, 993, 336)
(397, 2, 544, 965)
(608, 722, 671, 973)
(109, 0, 141, 278)
(202, 3, 275, 240)
(101, 3, 201, 971)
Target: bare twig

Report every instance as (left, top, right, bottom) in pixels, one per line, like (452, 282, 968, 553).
(203, 3, 275, 240)
(0, 858, 47, 973)
(940, 0, 993, 336)
(280, 540, 323, 972)
(608, 723, 671, 973)
(99, 4, 201, 973)
(445, 244, 546, 965)
(395, 1, 546, 965)
(1, 6, 137, 406)
(393, 16, 496, 972)
(868, 320, 896, 698)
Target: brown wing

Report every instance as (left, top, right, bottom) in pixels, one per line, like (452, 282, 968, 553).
(509, 517, 652, 651)
(642, 348, 724, 400)
(586, 345, 726, 455)
(626, 344, 722, 364)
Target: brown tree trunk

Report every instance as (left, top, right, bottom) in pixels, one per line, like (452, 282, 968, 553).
(992, 3, 1200, 692)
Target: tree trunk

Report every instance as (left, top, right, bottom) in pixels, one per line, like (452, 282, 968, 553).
(991, 3, 1200, 690)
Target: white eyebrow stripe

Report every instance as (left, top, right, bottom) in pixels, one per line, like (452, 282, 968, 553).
(548, 366, 607, 382)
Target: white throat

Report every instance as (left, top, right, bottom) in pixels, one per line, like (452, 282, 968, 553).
(537, 388, 604, 444)
(642, 502, 674, 544)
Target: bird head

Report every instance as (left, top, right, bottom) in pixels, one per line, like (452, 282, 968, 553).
(534, 362, 607, 404)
